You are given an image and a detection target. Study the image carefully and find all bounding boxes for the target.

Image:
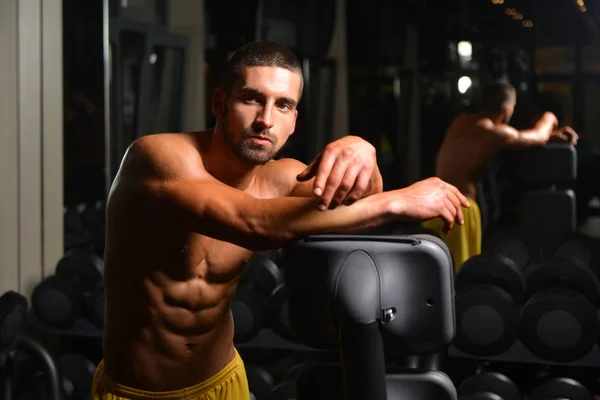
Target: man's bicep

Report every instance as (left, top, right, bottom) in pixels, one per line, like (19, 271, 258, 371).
(487, 124, 519, 148)
(158, 177, 256, 237)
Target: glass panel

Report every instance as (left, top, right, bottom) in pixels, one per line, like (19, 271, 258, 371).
(119, 31, 145, 146)
(534, 47, 575, 74)
(536, 82, 573, 126)
(146, 46, 185, 134)
(582, 45, 600, 74)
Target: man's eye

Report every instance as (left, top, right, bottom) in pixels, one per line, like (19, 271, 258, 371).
(278, 103, 291, 110)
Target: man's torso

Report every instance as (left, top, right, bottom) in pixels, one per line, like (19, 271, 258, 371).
(102, 131, 299, 391)
(435, 113, 500, 199)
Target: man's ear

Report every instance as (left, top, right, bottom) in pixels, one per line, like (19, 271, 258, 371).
(212, 88, 227, 118)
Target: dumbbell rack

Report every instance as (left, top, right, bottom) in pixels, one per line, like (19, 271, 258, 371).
(448, 341, 600, 369)
(28, 312, 103, 339)
(235, 329, 327, 352)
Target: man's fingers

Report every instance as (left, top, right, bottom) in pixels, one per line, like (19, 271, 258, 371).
(344, 167, 371, 205)
(330, 163, 362, 208)
(312, 152, 337, 197)
(441, 208, 454, 234)
(319, 160, 349, 210)
(448, 184, 470, 208)
(296, 154, 321, 182)
(443, 196, 461, 226)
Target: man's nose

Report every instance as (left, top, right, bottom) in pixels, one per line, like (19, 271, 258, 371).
(255, 104, 275, 129)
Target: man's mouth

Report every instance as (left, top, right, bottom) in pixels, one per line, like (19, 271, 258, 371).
(248, 135, 272, 144)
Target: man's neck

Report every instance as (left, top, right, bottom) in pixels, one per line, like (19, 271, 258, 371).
(202, 127, 260, 191)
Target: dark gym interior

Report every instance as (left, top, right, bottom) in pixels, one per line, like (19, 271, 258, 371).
(3, 0, 600, 399)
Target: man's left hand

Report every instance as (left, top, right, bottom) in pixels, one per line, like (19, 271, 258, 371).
(296, 135, 380, 210)
(551, 126, 579, 145)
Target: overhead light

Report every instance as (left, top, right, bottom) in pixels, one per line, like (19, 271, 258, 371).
(577, 0, 584, 6)
(458, 76, 472, 94)
(457, 41, 473, 58)
(522, 20, 534, 28)
(581, 5, 587, 12)
(514, 13, 523, 20)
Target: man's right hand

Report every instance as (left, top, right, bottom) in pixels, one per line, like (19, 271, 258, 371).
(392, 177, 470, 234)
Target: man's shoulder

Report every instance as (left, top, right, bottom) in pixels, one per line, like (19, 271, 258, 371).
(259, 157, 308, 195)
(122, 132, 205, 181)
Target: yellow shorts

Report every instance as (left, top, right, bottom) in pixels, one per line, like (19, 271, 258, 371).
(91, 349, 250, 400)
(421, 198, 481, 272)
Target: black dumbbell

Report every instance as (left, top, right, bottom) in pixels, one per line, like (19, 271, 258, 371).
(483, 229, 543, 271)
(454, 253, 525, 356)
(246, 364, 276, 399)
(520, 256, 598, 362)
(56, 353, 97, 400)
(553, 233, 600, 275)
(267, 283, 296, 342)
(233, 252, 282, 342)
(16, 352, 96, 400)
(32, 249, 104, 329)
(265, 380, 296, 400)
(457, 371, 522, 400)
(263, 361, 313, 400)
(0, 291, 27, 354)
(529, 377, 594, 400)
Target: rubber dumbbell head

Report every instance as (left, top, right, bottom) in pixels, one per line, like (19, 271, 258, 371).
(457, 371, 522, 400)
(246, 364, 276, 399)
(32, 275, 83, 329)
(483, 229, 542, 270)
(553, 233, 600, 277)
(56, 353, 97, 400)
(521, 257, 598, 362)
(268, 283, 297, 342)
(234, 254, 283, 342)
(242, 254, 283, 296)
(530, 377, 594, 400)
(265, 380, 297, 400)
(232, 283, 265, 342)
(454, 254, 525, 356)
(56, 248, 104, 292)
(0, 291, 27, 354)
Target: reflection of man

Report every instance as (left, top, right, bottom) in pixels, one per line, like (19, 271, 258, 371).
(423, 81, 578, 270)
(92, 40, 469, 400)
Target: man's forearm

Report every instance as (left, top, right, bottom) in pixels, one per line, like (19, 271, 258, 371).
(238, 192, 397, 250)
(516, 128, 551, 147)
(517, 112, 556, 147)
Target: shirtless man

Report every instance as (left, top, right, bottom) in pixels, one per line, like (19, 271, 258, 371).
(91, 40, 470, 400)
(423, 81, 578, 271)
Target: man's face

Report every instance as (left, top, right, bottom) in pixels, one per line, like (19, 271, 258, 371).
(215, 66, 301, 165)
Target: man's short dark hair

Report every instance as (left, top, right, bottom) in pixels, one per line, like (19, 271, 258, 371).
(482, 81, 516, 112)
(220, 40, 304, 98)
